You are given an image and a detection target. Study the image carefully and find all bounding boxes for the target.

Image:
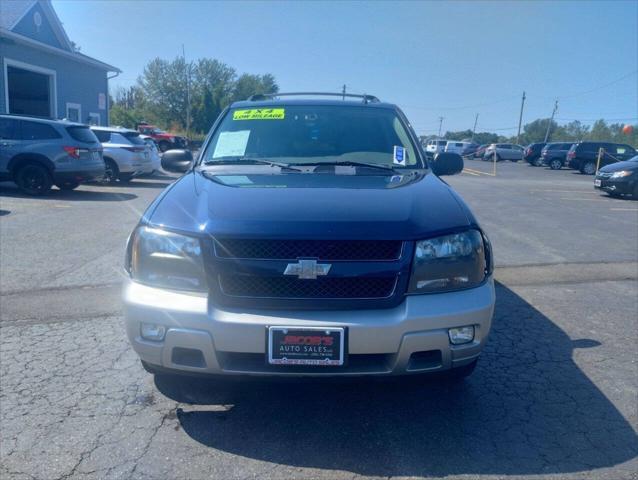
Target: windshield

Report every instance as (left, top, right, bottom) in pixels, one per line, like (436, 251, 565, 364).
(202, 105, 422, 168)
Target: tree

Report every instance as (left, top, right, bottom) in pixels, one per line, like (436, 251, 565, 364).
(231, 73, 278, 103)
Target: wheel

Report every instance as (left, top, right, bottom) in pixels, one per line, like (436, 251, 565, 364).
(15, 163, 52, 196)
(103, 159, 119, 184)
(581, 161, 596, 175)
(493, 154, 500, 162)
(55, 181, 80, 191)
(533, 157, 543, 167)
(158, 141, 170, 153)
(444, 359, 478, 382)
(510, 157, 519, 163)
(549, 159, 562, 170)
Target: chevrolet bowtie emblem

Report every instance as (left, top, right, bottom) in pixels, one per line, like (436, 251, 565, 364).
(284, 259, 332, 280)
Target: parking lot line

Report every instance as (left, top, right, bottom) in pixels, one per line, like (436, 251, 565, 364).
(463, 167, 495, 176)
(609, 207, 638, 211)
(462, 169, 480, 176)
(559, 197, 606, 201)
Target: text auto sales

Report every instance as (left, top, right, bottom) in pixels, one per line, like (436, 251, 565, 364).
(279, 335, 334, 353)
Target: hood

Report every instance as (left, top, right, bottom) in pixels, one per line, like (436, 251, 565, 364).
(599, 160, 638, 173)
(146, 170, 473, 240)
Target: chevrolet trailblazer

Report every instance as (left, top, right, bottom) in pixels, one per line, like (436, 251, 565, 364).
(123, 93, 495, 380)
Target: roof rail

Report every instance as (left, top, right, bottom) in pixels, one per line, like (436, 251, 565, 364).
(247, 92, 380, 104)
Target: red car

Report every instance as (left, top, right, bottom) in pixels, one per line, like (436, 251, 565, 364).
(137, 123, 187, 152)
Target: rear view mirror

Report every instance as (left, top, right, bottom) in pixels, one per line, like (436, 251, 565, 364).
(161, 149, 193, 173)
(431, 152, 464, 176)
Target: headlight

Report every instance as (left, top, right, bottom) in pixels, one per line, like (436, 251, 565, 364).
(611, 170, 632, 178)
(126, 226, 207, 291)
(408, 230, 489, 294)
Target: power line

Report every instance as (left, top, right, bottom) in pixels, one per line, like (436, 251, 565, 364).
(555, 70, 638, 100)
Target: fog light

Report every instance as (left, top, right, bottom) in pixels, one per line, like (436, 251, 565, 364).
(448, 326, 474, 345)
(140, 323, 166, 342)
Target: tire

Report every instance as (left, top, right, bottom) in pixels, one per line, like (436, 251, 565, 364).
(533, 157, 543, 167)
(581, 161, 596, 175)
(15, 163, 52, 196)
(103, 159, 119, 184)
(549, 159, 562, 170)
(158, 141, 170, 153)
(55, 181, 80, 191)
(493, 154, 500, 162)
(444, 358, 478, 382)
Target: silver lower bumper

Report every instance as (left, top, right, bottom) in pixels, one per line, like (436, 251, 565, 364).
(123, 278, 495, 376)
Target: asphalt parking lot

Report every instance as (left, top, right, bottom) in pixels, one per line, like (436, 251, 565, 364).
(1, 162, 637, 480)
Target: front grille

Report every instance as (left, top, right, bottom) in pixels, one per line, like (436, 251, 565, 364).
(597, 172, 612, 178)
(214, 239, 402, 261)
(219, 275, 396, 299)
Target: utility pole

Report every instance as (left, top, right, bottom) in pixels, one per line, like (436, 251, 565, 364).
(342, 84, 346, 100)
(183, 44, 191, 141)
(544, 99, 558, 143)
(471, 113, 479, 141)
(438, 116, 444, 137)
(516, 91, 526, 145)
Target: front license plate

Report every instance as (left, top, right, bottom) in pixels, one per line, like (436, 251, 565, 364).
(268, 327, 345, 366)
(594, 179, 602, 187)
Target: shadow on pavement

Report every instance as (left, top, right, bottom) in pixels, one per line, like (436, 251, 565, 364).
(155, 283, 637, 476)
(0, 185, 137, 201)
(0, 209, 10, 216)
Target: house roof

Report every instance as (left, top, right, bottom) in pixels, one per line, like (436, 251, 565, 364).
(0, 0, 120, 73)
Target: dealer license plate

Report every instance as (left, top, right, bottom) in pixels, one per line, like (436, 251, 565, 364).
(594, 179, 602, 187)
(268, 327, 345, 366)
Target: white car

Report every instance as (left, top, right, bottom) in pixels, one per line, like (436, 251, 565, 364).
(444, 141, 472, 155)
(425, 139, 447, 155)
(140, 134, 162, 172)
(91, 127, 154, 183)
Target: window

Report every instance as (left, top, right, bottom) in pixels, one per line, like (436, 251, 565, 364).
(0, 118, 20, 140)
(204, 105, 422, 168)
(66, 103, 82, 123)
(121, 132, 145, 145)
(66, 126, 98, 143)
(20, 121, 61, 140)
(92, 130, 111, 143)
(88, 113, 100, 126)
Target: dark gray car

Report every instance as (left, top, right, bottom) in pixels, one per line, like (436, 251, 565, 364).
(0, 114, 105, 195)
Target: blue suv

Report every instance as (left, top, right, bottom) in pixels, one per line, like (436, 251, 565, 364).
(123, 93, 495, 380)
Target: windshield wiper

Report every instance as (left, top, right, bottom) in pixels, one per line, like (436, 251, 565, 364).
(289, 160, 401, 174)
(203, 157, 302, 172)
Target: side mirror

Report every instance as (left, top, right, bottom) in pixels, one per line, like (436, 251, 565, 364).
(161, 149, 193, 173)
(431, 152, 463, 176)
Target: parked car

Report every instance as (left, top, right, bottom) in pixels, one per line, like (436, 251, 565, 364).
(484, 143, 524, 162)
(594, 155, 638, 198)
(123, 93, 494, 381)
(567, 142, 637, 175)
(0, 114, 104, 195)
(461, 143, 480, 157)
(445, 141, 473, 155)
(137, 123, 187, 152)
(140, 134, 162, 172)
(91, 126, 154, 183)
(425, 139, 447, 156)
(540, 142, 574, 170)
(523, 143, 547, 166)
(474, 144, 488, 158)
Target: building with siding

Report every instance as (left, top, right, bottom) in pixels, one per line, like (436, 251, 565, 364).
(0, 0, 120, 125)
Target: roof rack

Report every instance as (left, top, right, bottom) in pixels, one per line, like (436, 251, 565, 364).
(247, 92, 380, 104)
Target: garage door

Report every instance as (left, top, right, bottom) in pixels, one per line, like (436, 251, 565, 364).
(7, 66, 52, 117)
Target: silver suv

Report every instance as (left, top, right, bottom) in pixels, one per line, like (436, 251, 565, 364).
(484, 143, 524, 162)
(91, 127, 154, 183)
(0, 114, 105, 195)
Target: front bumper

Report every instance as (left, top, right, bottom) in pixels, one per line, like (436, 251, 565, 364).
(123, 277, 495, 377)
(594, 176, 635, 195)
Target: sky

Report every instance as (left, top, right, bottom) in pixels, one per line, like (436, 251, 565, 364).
(53, 0, 638, 136)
